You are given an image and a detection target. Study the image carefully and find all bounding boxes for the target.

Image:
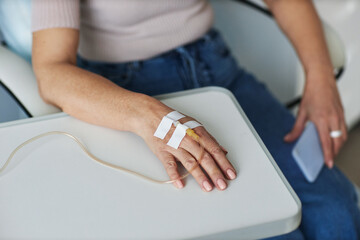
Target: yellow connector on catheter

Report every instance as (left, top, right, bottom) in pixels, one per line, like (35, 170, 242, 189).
(186, 128, 199, 142)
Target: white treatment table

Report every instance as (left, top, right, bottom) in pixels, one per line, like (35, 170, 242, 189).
(0, 87, 301, 239)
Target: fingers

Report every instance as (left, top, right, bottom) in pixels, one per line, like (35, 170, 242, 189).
(206, 132, 228, 155)
(316, 121, 334, 168)
(284, 109, 307, 142)
(180, 135, 229, 191)
(329, 115, 348, 156)
(220, 145, 228, 155)
(155, 117, 236, 192)
(196, 128, 236, 180)
(330, 124, 342, 157)
(157, 152, 183, 189)
(340, 118, 348, 142)
(171, 148, 214, 192)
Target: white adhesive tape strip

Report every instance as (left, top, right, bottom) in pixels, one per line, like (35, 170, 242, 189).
(153, 111, 186, 139)
(184, 120, 202, 129)
(153, 116, 174, 139)
(167, 111, 186, 121)
(167, 123, 189, 149)
(167, 121, 202, 149)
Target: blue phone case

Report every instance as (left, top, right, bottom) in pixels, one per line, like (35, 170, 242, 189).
(292, 122, 324, 183)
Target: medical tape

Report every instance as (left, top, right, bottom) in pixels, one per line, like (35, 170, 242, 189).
(167, 123, 188, 149)
(167, 111, 186, 121)
(183, 120, 202, 129)
(153, 117, 174, 139)
(167, 121, 203, 149)
(153, 111, 185, 139)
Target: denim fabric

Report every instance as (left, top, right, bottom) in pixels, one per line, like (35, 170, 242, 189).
(77, 29, 360, 239)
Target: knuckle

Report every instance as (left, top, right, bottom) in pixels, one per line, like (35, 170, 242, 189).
(196, 127, 207, 137)
(165, 160, 177, 170)
(201, 153, 214, 165)
(158, 145, 169, 153)
(319, 132, 330, 142)
(169, 172, 179, 180)
(210, 146, 223, 156)
(202, 154, 222, 175)
(316, 112, 328, 121)
(182, 134, 192, 142)
(183, 158, 197, 169)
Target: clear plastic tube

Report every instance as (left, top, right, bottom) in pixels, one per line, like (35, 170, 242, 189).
(1, 131, 204, 184)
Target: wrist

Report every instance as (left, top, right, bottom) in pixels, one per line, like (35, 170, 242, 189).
(303, 69, 338, 97)
(127, 93, 173, 136)
(304, 63, 336, 85)
(304, 61, 334, 79)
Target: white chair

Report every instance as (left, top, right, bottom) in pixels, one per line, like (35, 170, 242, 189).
(0, 45, 60, 118)
(0, 0, 59, 119)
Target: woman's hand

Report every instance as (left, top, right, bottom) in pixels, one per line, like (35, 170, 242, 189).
(284, 68, 347, 168)
(32, 29, 236, 191)
(264, 0, 348, 168)
(131, 95, 237, 192)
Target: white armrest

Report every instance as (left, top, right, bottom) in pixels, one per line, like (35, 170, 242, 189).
(0, 45, 60, 117)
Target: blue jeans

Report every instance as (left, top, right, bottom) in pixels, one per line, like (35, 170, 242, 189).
(77, 29, 360, 239)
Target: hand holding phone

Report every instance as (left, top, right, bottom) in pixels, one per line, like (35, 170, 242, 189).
(292, 122, 325, 183)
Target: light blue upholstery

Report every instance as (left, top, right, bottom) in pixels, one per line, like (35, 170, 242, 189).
(0, 0, 32, 62)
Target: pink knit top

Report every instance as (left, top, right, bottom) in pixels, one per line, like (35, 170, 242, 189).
(32, 0, 214, 63)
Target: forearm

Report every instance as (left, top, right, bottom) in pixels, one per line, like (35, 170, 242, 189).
(265, 0, 333, 78)
(34, 63, 165, 133)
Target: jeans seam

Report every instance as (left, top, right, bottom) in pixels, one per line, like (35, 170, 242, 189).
(176, 47, 201, 88)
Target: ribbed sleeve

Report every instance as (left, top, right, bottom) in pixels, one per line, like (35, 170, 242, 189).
(31, 0, 80, 32)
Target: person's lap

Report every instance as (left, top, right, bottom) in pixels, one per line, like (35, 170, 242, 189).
(77, 29, 360, 239)
(228, 70, 360, 240)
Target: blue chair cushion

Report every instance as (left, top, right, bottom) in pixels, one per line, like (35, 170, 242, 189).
(0, 0, 32, 62)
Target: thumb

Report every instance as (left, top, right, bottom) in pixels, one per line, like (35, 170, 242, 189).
(284, 110, 307, 142)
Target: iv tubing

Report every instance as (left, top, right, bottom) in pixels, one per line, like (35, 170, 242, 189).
(0, 131, 204, 184)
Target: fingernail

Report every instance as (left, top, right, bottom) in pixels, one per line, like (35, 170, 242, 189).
(284, 135, 289, 141)
(203, 181, 212, 192)
(227, 169, 236, 180)
(176, 180, 184, 189)
(328, 160, 334, 169)
(217, 179, 227, 190)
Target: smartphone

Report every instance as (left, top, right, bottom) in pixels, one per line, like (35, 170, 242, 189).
(292, 121, 324, 183)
